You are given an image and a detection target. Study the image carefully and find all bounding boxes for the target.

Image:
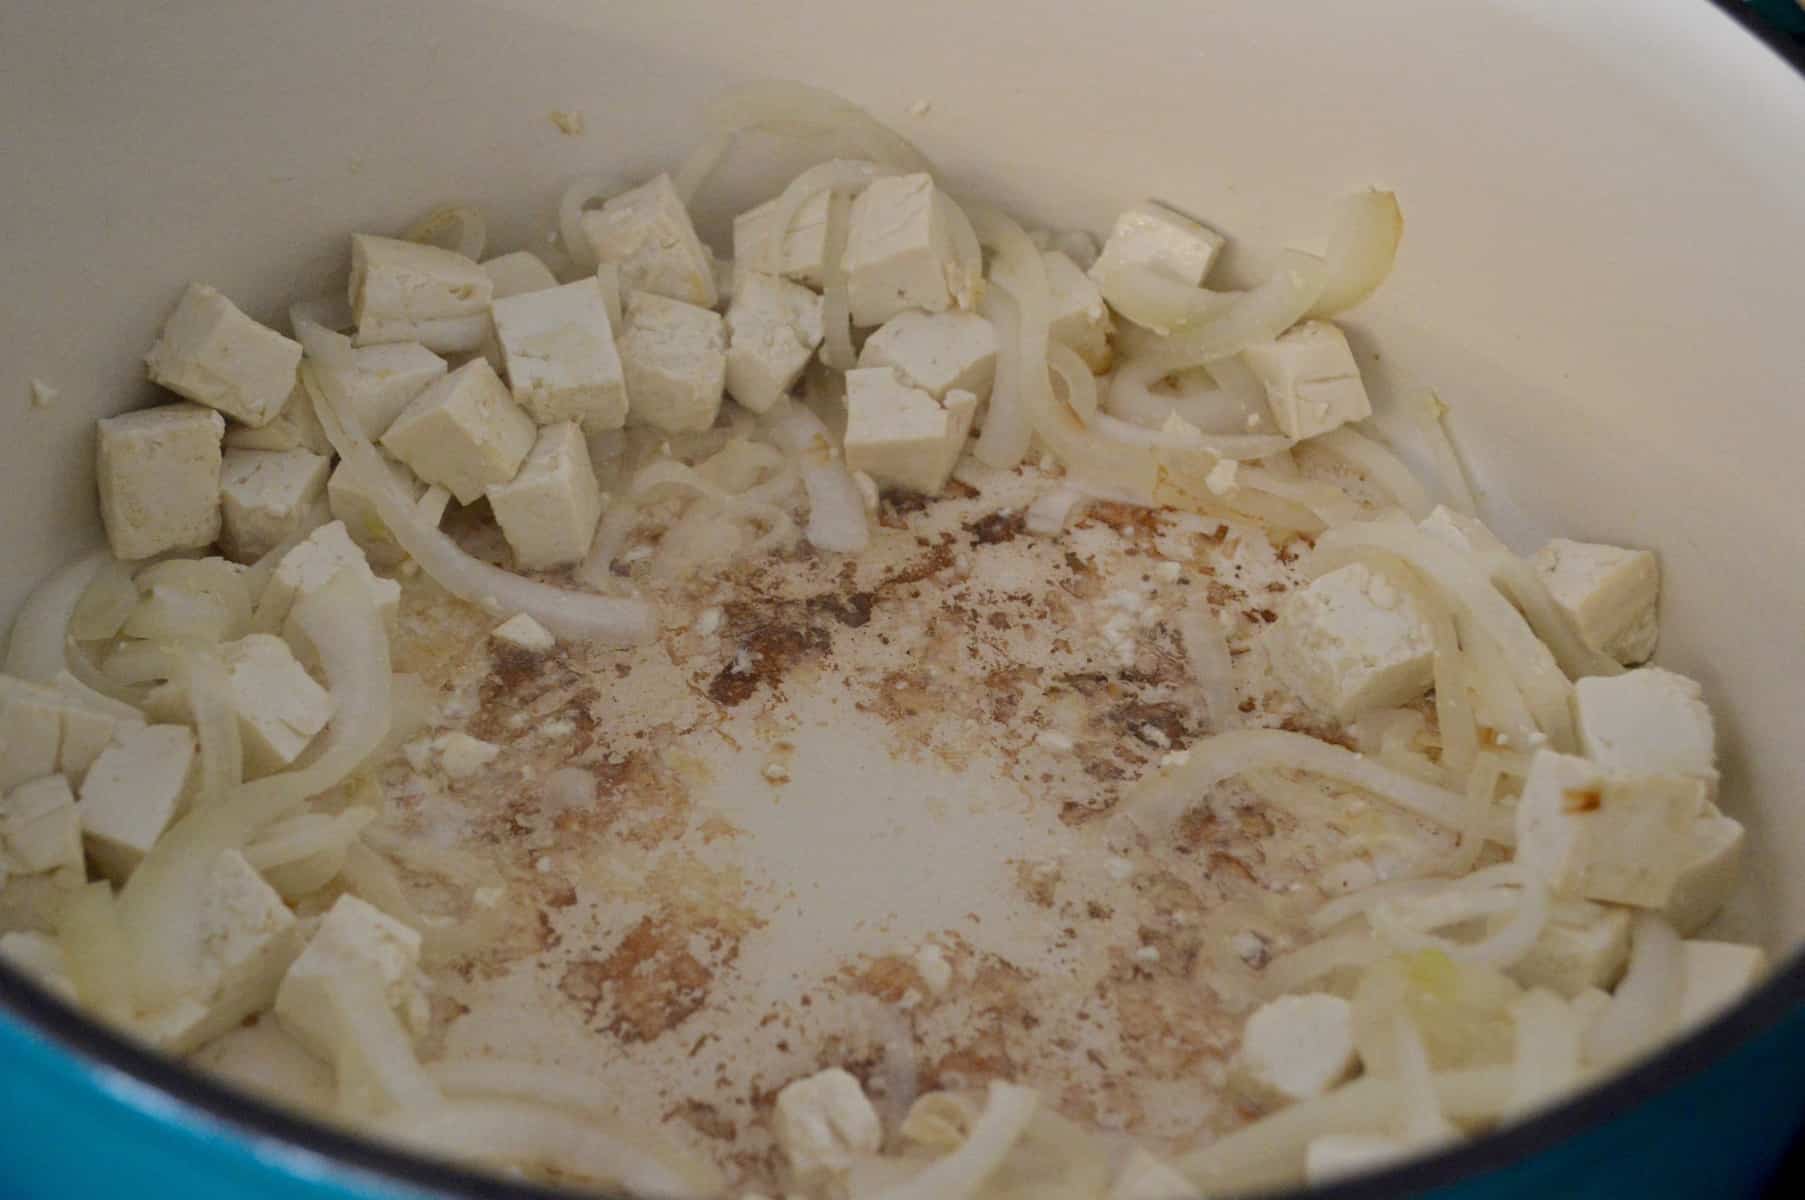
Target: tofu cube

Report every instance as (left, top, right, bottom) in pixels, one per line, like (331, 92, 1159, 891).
(348, 234, 492, 353)
(842, 367, 978, 495)
(578, 174, 717, 308)
(480, 251, 558, 300)
(856, 310, 997, 402)
(1230, 992, 1358, 1108)
(1499, 901, 1631, 996)
(335, 341, 448, 440)
(1243, 320, 1372, 440)
(1110, 1149, 1195, 1200)
(486, 422, 604, 569)
(0, 931, 76, 1002)
(491, 277, 628, 432)
(843, 173, 981, 327)
(326, 455, 449, 567)
(142, 849, 299, 1053)
(259, 521, 402, 635)
(618, 291, 727, 434)
(1678, 940, 1765, 1031)
(1089, 201, 1226, 289)
(1664, 808, 1746, 935)
(0, 681, 63, 790)
(145, 283, 303, 427)
(57, 699, 134, 786)
(221, 634, 336, 775)
(1268, 563, 1434, 720)
(1514, 750, 1708, 908)
(1531, 539, 1659, 666)
(492, 613, 555, 653)
(224, 379, 333, 455)
(218, 449, 331, 563)
(1576, 667, 1715, 784)
(275, 894, 426, 1058)
(380, 359, 537, 503)
(1, 775, 84, 875)
(95, 403, 225, 560)
(78, 724, 196, 879)
(771, 1067, 882, 1181)
(734, 190, 832, 287)
(1043, 249, 1114, 372)
(724, 271, 825, 414)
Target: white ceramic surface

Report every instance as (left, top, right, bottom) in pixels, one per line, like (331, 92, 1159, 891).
(3, 0, 1801, 1024)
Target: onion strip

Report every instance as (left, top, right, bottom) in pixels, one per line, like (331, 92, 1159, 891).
(5, 550, 108, 683)
(698, 80, 934, 175)
(1314, 426, 1433, 519)
(766, 401, 870, 553)
(1309, 189, 1404, 317)
(1585, 913, 1683, 1068)
(1146, 251, 1328, 369)
(1177, 609, 1238, 731)
(867, 1082, 1039, 1200)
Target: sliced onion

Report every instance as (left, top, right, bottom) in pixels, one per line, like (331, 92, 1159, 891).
(670, 129, 734, 207)
(1106, 357, 1274, 438)
(1585, 913, 1683, 1068)
(867, 1082, 1039, 1200)
(1094, 261, 1237, 335)
(69, 558, 138, 642)
(1025, 334, 1155, 502)
(766, 160, 892, 263)
(338, 844, 504, 967)
(1047, 338, 1100, 426)
(1146, 251, 1328, 369)
(404, 204, 487, 262)
(1406, 389, 1478, 515)
(303, 358, 655, 644)
(184, 650, 243, 811)
(246, 807, 376, 872)
(558, 174, 621, 274)
(1490, 554, 1623, 681)
(1313, 427, 1433, 520)
(698, 80, 935, 175)
(135, 557, 254, 640)
(1312, 517, 1576, 750)
(1177, 608, 1238, 731)
(1507, 988, 1583, 1116)
(1311, 878, 1448, 935)
(973, 286, 1034, 469)
(1309, 190, 1404, 318)
(820, 188, 857, 367)
(1237, 465, 1366, 530)
(1121, 728, 1472, 839)
(766, 400, 870, 553)
(1368, 881, 1550, 969)
(56, 880, 137, 1029)
(5, 550, 108, 683)
(1393, 1014, 1459, 1145)
(324, 964, 441, 1119)
(968, 202, 1052, 470)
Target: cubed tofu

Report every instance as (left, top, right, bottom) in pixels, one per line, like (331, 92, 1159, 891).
(1043, 249, 1114, 372)
(327, 454, 446, 567)
(145, 283, 303, 427)
(218, 449, 331, 563)
(1268, 563, 1434, 720)
(618, 291, 727, 434)
(724, 271, 825, 414)
(1304, 1134, 1410, 1185)
(1230, 993, 1358, 1108)
(480, 251, 559, 300)
(734, 168, 879, 289)
(1499, 901, 1631, 996)
(1664, 808, 1746, 935)
(1, 775, 83, 875)
(259, 521, 402, 635)
(380, 360, 537, 504)
(842, 367, 978, 495)
(1089, 201, 1226, 289)
(856, 310, 997, 402)
(335, 341, 449, 440)
(95, 403, 225, 560)
(78, 724, 196, 879)
(0, 931, 76, 1002)
(579, 174, 717, 307)
(491, 277, 628, 432)
(0, 675, 139, 787)
(1576, 668, 1716, 785)
(348, 234, 492, 353)
(1677, 941, 1766, 1030)
(224, 380, 333, 455)
(486, 422, 604, 569)
(843, 173, 981, 326)
(220, 634, 336, 775)
(1514, 750, 1708, 909)
(275, 894, 426, 1058)
(492, 613, 555, 653)
(771, 1067, 882, 1181)
(1110, 1149, 1195, 1200)
(141, 849, 299, 1054)
(1243, 320, 1372, 440)
(1531, 539, 1659, 666)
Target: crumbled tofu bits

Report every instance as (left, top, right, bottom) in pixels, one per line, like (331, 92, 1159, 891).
(0, 79, 1766, 1199)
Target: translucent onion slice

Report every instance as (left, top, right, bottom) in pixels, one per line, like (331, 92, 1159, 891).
(1507, 988, 1584, 1117)
(56, 880, 137, 1029)
(670, 129, 734, 207)
(1314, 426, 1433, 519)
(302, 354, 655, 644)
(184, 651, 243, 811)
(766, 401, 870, 553)
(968, 203, 1051, 469)
(1490, 554, 1624, 681)
(375, 1098, 725, 1199)
(819, 188, 857, 368)
(867, 1082, 1040, 1200)
(1368, 881, 1550, 968)
(1105, 357, 1276, 439)
(403, 204, 486, 262)
(558, 174, 620, 274)
(1408, 389, 1478, 515)
(5, 550, 108, 683)
(1585, 913, 1683, 1068)
(1027, 334, 1156, 502)
(698, 80, 935, 175)
(1177, 608, 1238, 731)
(1309, 189, 1404, 318)
(324, 965, 441, 1119)
(1146, 251, 1329, 369)
(1094, 261, 1238, 335)
(1121, 728, 1473, 839)
(69, 557, 138, 642)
